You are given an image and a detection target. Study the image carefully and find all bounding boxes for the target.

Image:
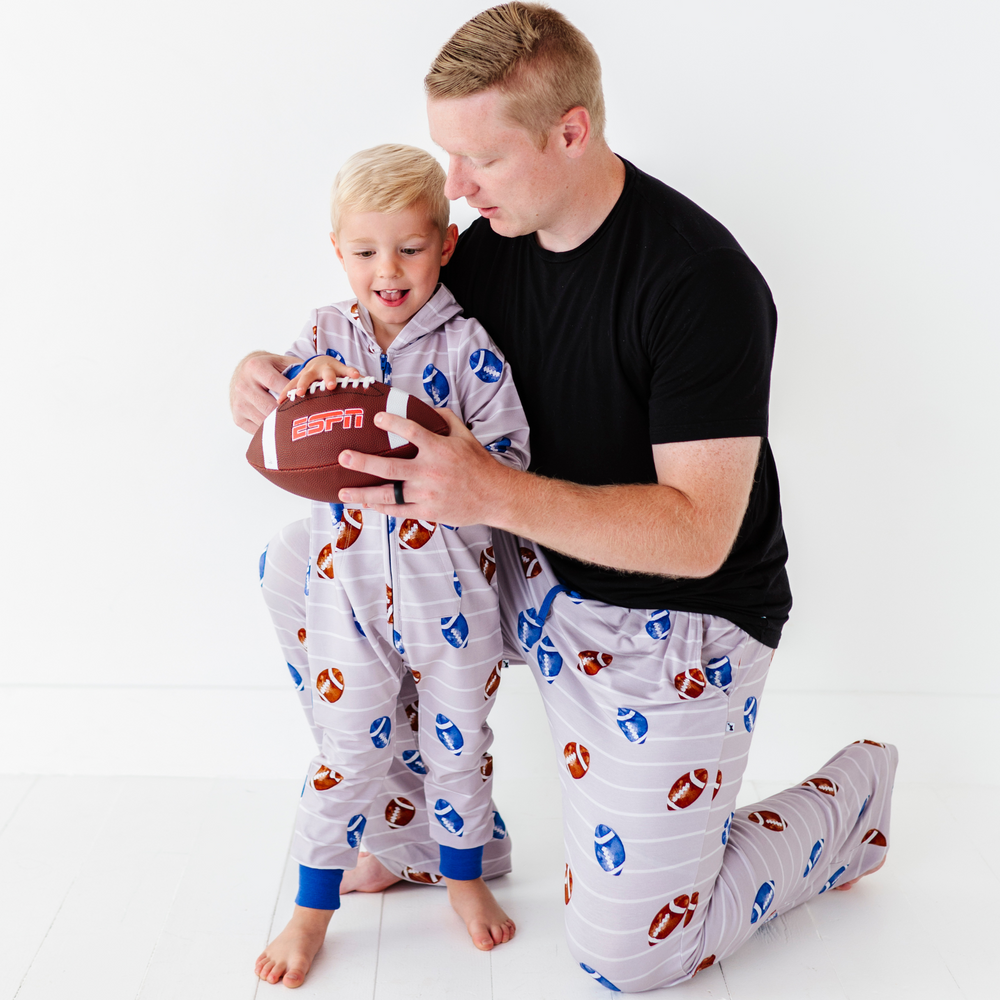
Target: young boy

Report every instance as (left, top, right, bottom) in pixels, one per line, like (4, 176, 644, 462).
(255, 144, 530, 988)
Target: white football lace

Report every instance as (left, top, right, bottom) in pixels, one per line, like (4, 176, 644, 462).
(286, 375, 376, 401)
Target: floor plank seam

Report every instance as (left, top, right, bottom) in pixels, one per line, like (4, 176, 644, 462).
(371, 892, 385, 1000)
(0, 775, 38, 839)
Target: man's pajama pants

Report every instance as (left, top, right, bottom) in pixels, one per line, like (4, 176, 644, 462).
(261, 520, 897, 992)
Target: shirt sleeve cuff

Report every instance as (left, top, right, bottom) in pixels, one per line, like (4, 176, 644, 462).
(295, 865, 343, 910)
(282, 354, 321, 379)
(438, 844, 484, 880)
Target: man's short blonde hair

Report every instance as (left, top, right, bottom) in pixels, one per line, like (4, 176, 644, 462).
(330, 144, 450, 235)
(424, 3, 605, 148)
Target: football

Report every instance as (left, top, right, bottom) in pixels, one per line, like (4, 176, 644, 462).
(246, 377, 449, 502)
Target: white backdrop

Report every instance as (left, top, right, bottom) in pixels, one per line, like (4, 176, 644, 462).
(1, 0, 996, 698)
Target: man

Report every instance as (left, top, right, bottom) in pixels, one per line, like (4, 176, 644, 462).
(233, 4, 896, 991)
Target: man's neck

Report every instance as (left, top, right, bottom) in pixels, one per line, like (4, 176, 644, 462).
(535, 146, 626, 253)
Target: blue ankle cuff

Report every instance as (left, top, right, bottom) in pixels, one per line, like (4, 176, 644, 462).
(295, 865, 343, 910)
(439, 844, 484, 880)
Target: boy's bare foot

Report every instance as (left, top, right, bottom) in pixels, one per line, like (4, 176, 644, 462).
(445, 876, 516, 951)
(340, 851, 401, 894)
(255, 904, 333, 988)
(833, 854, 886, 890)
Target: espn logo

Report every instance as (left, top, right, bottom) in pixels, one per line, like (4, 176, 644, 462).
(291, 408, 365, 441)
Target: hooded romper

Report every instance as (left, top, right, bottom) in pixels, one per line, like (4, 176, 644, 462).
(262, 284, 529, 905)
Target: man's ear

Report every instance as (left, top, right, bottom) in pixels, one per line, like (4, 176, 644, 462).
(330, 232, 346, 269)
(440, 223, 460, 266)
(558, 106, 591, 158)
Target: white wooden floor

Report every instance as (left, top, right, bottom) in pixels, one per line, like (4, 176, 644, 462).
(2, 666, 997, 999)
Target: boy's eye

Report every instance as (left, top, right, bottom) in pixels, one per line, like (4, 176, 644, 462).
(400, 247, 422, 256)
(355, 250, 375, 258)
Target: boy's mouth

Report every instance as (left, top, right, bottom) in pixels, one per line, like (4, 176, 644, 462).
(375, 289, 409, 306)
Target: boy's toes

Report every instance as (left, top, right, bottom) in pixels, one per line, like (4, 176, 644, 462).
(470, 922, 496, 951)
(267, 960, 286, 984)
(283, 964, 308, 988)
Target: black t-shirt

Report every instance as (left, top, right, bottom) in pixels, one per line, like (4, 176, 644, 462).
(443, 158, 792, 647)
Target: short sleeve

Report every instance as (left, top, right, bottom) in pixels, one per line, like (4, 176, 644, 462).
(645, 248, 776, 444)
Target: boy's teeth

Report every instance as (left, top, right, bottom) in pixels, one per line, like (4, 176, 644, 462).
(379, 289, 403, 301)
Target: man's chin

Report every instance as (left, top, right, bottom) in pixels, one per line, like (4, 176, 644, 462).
(487, 216, 532, 239)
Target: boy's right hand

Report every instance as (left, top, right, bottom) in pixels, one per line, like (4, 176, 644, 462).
(282, 355, 363, 402)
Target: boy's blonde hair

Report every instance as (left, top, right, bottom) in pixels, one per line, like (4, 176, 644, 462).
(330, 144, 450, 235)
(424, 3, 605, 148)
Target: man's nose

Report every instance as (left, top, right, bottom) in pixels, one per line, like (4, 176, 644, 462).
(444, 158, 476, 201)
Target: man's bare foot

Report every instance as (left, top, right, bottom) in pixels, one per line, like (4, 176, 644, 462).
(340, 851, 401, 894)
(255, 905, 333, 988)
(445, 876, 516, 951)
(833, 854, 887, 890)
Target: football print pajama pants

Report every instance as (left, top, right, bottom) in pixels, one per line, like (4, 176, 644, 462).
(262, 522, 896, 991)
(260, 514, 512, 887)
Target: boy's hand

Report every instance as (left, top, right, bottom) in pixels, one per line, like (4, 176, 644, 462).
(230, 351, 302, 433)
(282, 356, 363, 402)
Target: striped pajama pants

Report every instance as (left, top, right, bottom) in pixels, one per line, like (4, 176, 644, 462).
(261, 521, 897, 992)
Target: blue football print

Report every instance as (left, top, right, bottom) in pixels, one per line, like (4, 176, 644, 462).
(402, 749, 428, 774)
(304, 559, 311, 597)
(325, 347, 345, 363)
(452, 571, 462, 597)
(393, 630, 405, 655)
(287, 663, 304, 691)
(353, 611, 366, 638)
(706, 656, 733, 691)
(422, 363, 450, 406)
(751, 880, 775, 923)
(441, 613, 469, 648)
(387, 515, 396, 534)
(744, 696, 758, 733)
(580, 964, 621, 991)
(329, 502, 344, 525)
(258, 547, 267, 583)
(485, 436, 511, 454)
(492, 810, 508, 839)
(434, 798, 465, 836)
(858, 795, 870, 818)
(722, 810, 735, 846)
(594, 824, 626, 876)
(645, 609, 671, 639)
(803, 838, 824, 877)
(537, 635, 563, 683)
(616, 707, 648, 744)
(566, 590, 584, 604)
(469, 348, 503, 383)
(819, 866, 848, 894)
(436, 713, 465, 755)
(346, 813, 366, 848)
(517, 607, 543, 651)
(369, 716, 392, 749)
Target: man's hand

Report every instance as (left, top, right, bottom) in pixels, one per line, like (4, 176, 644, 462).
(338, 407, 515, 525)
(229, 352, 301, 434)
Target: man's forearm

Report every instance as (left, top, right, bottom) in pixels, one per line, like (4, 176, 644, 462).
(483, 468, 738, 579)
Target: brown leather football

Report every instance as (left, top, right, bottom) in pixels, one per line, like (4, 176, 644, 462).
(246, 377, 448, 501)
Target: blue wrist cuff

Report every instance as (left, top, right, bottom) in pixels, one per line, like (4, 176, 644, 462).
(295, 865, 343, 910)
(439, 845, 484, 880)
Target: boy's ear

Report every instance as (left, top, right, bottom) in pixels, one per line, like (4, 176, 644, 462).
(440, 223, 459, 267)
(330, 232, 346, 269)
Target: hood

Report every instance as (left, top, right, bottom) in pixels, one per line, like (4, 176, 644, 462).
(333, 284, 465, 355)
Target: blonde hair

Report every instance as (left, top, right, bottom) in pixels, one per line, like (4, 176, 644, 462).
(425, 3, 605, 148)
(330, 144, 450, 235)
